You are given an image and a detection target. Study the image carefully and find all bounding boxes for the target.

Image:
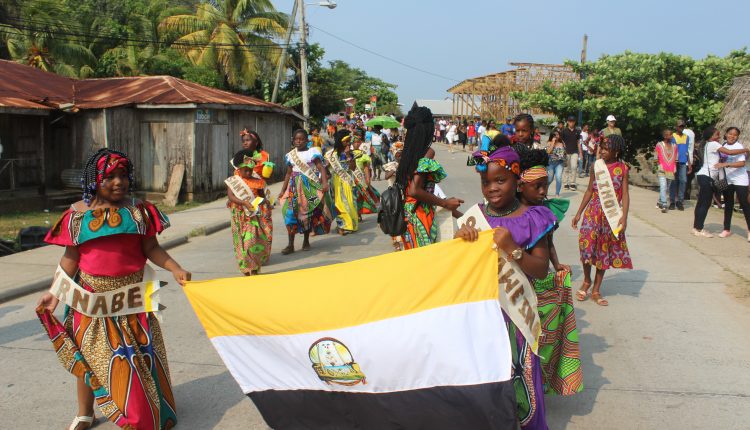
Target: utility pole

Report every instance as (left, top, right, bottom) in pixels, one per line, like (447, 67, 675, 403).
(271, 0, 298, 104)
(577, 34, 588, 127)
(299, 0, 310, 130)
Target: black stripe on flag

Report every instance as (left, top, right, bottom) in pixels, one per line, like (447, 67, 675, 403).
(249, 381, 519, 429)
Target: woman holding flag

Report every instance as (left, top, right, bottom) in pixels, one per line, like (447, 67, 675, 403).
(36, 148, 190, 430)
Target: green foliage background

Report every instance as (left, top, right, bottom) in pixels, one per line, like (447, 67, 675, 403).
(515, 50, 750, 159)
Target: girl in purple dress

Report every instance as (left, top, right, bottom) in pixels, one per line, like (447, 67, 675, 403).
(456, 146, 558, 430)
(571, 134, 632, 306)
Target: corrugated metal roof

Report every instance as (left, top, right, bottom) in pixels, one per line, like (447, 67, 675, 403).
(0, 60, 301, 118)
(0, 60, 74, 109)
(413, 99, 453, 117)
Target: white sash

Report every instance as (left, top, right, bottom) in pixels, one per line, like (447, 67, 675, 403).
(288, 149, 321, 185)
(457, 204, 541, 354)
(593, 159, 623, 238)
(50, 265, 164, 318)
(225, 176, 264, 215)
(326, 150, 356, 186)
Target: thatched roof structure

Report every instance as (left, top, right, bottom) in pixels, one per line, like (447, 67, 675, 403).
(716, 74, 750, 142)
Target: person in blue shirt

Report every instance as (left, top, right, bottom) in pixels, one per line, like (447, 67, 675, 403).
(670, 120, 693, 211)
(500, 117, 515, 136)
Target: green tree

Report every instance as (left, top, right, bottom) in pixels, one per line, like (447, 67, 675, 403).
(516, 50, 750, 159)
(159, 0, 287, 90)
(1, 0, 96, 77)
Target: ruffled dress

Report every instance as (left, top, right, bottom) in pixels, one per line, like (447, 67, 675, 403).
(325, 149, 359, 233)
(578, 161, 633, 270)
(281, 147, 333, 235)
(37, 200, 177, 430)
(534, 198, 583, 396)
(402, 158, 447, 250)
(229, 150, 273, 274)
(481, 204, 557, 430)
(352, 149, 381, 215)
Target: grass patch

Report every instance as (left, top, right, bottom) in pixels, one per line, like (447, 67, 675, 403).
(0, 209, 62, 242)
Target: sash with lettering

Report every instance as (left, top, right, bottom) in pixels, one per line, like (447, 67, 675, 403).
(325, 149, 356, 186)
(593, 159, 623, 238)
(49, 265, 164, 317)
(225, 175, 264, 215)
(288, 148, 321, 186)
(457, 204, 541, 354)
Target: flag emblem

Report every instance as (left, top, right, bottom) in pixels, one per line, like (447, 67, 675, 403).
(309, 338, 366, 386)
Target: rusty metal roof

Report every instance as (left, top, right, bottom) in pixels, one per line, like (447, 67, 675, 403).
(0, 60, 74, 110)
(0, 60, 300, 117)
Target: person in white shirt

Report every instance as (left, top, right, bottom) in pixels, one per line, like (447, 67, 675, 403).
(438, 119, 447, 142)
(693, 126, 750, 237)
(445, 121, 457, 153)
(578, 124, 590, 177)
(476, 121, 487, 146)
(683, 123, 697, 199)
(714, 127, 750, 240)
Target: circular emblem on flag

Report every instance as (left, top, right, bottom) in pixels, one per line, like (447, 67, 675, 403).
(309, 337, 366, 386)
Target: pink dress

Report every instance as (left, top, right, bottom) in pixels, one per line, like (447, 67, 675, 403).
(578, 161, 633, 270)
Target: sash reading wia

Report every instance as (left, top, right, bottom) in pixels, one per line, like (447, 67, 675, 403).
(225, 176, 265, 215)
(457, 204, 541, 354)
(289, 149, 321, 186)
(49, 265, 164, 317)
(325, 150, 356, 186)
(593, 159, 623, 238)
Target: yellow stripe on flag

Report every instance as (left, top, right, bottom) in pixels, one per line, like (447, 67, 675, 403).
(184, 231, 498, 337)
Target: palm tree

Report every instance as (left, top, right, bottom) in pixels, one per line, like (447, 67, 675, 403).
(1, 0, 96, 77)
(159, 0, 287, 89)
(0, 0, 96, 78)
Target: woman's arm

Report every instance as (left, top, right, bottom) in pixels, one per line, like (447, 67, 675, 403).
(37, 246, 80, 312)
(572, 172, 595, 229)
(313, 158, 329, 193)
(142, 236, 191, 285)
(494, 227, 550, 280)
(715, 160, 746, 169)
(717, 146, 750, 155)
(619, 167, 630, 234)
(277, 165, 292, 199)
(408, 173, 463, 211)
(363, 165, 372, 186)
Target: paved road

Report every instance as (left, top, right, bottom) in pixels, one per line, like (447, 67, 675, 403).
(2, 144, 749, 429)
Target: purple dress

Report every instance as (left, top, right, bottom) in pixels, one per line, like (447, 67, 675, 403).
(481, 204, 557, 430)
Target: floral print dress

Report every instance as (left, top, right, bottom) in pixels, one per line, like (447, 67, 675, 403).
(578, 161, 633, 270)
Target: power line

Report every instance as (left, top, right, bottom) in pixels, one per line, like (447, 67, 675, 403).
(308, 24, 459, 83)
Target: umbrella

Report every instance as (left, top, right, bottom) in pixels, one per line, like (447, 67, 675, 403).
(365, 116, 400, 129)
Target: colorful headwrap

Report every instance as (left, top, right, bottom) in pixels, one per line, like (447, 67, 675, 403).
(470, 146, 521, 176)
(96, 153, 129, 184)
(520, 165, 547, 183)
(240, 128, 250, 137)
(391, 141, 404, 154)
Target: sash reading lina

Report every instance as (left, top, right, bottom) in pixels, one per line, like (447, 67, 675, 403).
(593, 159, 623, 238)
(289, 149, 321, 186)
(325, 150, 356, 186)
(225, 176, 265, 215)
(457, 204, 541, 354)
(49, 265, 164, 317)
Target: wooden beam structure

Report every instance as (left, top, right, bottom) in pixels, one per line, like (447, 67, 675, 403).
(448, 63, 576, 122)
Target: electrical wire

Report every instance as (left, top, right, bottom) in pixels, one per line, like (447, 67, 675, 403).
(308, 24, 459, 83)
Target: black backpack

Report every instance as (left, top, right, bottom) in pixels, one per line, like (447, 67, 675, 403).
(377, 183, 407, 236)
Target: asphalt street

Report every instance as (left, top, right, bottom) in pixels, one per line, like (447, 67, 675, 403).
(1, 144, 749, 429)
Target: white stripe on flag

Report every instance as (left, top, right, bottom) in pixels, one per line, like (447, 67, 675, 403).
(211, 300, 511, 394)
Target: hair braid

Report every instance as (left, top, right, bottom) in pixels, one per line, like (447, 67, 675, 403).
(80, 148, 134, 205)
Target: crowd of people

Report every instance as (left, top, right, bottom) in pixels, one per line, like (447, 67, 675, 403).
(31, 99, 750, 429)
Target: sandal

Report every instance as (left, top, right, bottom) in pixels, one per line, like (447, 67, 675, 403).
(392, 242, 402, 252)
(591, 292, 609, 306)
(576, 282, 591, 301)
(68, 416, 94, 430)
(281, 246, 295, 255)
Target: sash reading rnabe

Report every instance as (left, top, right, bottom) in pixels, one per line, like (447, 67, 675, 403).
(50, 265, 164, 317)
(457, 204, 541, 354)
(224, 176, 264, 215)
(593, 159, 623, 238)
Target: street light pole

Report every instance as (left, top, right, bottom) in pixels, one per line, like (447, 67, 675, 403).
(299, 0, 310, 130)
